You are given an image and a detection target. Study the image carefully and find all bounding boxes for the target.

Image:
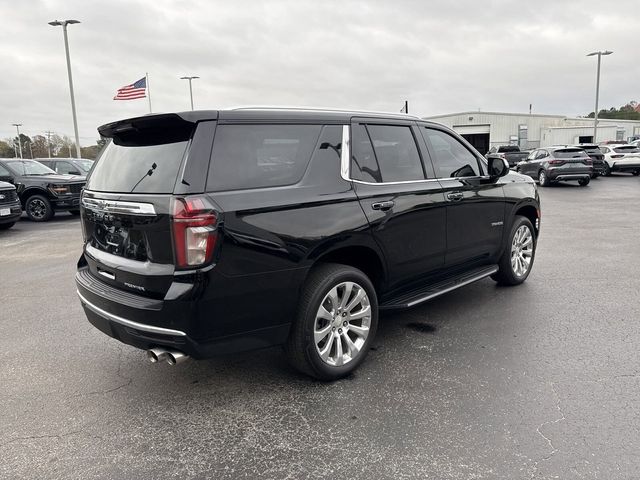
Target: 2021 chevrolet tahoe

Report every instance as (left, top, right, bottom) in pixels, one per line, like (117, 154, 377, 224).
(76, 108, 540, 380)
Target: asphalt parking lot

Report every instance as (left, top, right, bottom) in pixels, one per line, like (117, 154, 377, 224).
(1, 176, 639, 480)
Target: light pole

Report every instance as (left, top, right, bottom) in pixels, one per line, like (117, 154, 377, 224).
(49, 19, 81, 159)
(587, 50, 613, 143)
(180, 76, 200, 110)
(12, 123, 23, 159)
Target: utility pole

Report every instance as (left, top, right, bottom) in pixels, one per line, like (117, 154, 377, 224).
(45, 130, 54, 158)
(12, 123, 23, 159)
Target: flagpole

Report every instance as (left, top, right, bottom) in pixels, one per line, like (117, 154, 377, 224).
(146, 72, 152, 113)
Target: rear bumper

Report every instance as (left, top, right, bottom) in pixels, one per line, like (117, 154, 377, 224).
(75, 266, 292, 358)
(611, 161, 640, 172)
(547, 171, 591, 182)
(0, 200, 22, 223)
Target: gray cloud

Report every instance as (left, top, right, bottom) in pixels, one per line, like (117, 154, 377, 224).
(0, 0, 636, 144)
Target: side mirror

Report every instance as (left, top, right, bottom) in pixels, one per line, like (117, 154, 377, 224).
(69, 170, 81, 175)
(488, 157, 509, 179)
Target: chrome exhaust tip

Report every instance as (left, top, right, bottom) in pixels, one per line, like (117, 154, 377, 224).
(146, 347, 168, 363)
(166, 350, 189, 365)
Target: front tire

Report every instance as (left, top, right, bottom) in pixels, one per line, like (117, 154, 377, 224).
(492, 216, 536, 286)
(285, 263, 378, 380)
(25, 195, 54, 222)
(68, 209, 81, 215)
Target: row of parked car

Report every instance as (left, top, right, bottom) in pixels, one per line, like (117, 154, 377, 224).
(486, 142, 640, 187)
(0, 157, 93, 229)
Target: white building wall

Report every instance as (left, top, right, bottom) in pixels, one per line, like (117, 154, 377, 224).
(425, 111, 640, 148)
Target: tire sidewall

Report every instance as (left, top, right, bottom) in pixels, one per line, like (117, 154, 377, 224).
(302, 267, 378, 379)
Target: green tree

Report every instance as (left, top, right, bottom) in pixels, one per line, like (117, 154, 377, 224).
(0, 139, 16, 158)
(31, 135, 50, 158)
(587, 101, 640, 120)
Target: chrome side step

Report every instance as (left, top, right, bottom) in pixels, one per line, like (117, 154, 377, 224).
(380, 265, 498, 310)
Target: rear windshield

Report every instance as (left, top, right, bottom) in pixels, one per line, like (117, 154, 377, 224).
(613, 146, 640, 153)
(207, 124, 322, 191)
(553, 149, 589, 159)
(497, 146, 520, 153)
(86, 140, 188, 193)
(581, 147, 602, 154)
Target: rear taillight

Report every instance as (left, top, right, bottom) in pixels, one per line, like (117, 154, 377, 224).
(583, 159, 592, 165)
(171, 196, 218, 269)
(548, 160, 564, 165)
(611, 154, 624, 158)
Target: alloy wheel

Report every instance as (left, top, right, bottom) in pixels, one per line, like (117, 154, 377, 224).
(510, 225, 533, 277)
(28, 198, 47, 220)
(314, 281, 371, 367)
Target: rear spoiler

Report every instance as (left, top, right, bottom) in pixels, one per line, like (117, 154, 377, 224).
(98, 112, 219, 146)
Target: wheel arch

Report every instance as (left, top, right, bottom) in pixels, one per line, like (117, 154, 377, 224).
(513, 202, 540, 237)
(19, 187, 50, 206)
(307, 245, 387, 296)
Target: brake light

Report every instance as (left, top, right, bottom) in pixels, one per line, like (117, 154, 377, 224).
(611, 154, 624, 158)
(548, 160, 564, 165)
(583, 159, 592, 165)
(171, 196, 218, 269)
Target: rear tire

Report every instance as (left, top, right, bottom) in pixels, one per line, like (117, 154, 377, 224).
(285, 263, 378, 381)
(25, 195, 53, 222)
(0, 222, 15, 230)
(492, 216, 536, 286)
(633, 170, 640, 176)
(603, 163, 611, 176)
(538, 170, 550, 187)
(578, 177, 590, 186)
(68, 209, 80, 215)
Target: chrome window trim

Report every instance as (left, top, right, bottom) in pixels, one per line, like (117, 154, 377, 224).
(77, 290, 187, 337)
(81, 197, 157, 216)
(340, 124, 350, 181)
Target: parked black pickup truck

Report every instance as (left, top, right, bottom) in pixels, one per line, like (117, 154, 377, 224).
(0, 181, 22, 229)
(487, 145, 530, 168)
(0, 159, 86, 221)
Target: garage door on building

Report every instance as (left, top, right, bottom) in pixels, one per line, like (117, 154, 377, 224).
(453, 124, 490, 154)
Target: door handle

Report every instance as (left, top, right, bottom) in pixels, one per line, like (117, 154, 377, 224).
(446, 192, 464, 202)
(371, 200, 395, 211)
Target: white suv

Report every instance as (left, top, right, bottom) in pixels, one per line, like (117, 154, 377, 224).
(599, 144, 640, 176)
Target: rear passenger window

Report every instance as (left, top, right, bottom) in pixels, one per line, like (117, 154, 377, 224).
(207, 124, 322, 191)
(424, 128, 481, 178)
(350, 124, 425, 183)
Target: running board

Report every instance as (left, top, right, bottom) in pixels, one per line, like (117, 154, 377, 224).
(379, 265, 499, 310)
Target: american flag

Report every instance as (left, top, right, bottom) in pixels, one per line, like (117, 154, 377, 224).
(113, 77, 147, 100)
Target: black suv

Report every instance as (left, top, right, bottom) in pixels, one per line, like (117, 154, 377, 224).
(76, 109, 541, 380)
(0, 159, 86, 221)
(569, 144, 606, 178)
(0, 181, 22, 230)
(516, 147, 592, 187)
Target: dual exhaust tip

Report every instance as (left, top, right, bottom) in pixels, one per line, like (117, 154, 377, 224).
(146, 347, 188, 365)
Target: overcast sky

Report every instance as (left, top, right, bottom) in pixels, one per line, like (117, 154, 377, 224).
(0, 0, 637, 144)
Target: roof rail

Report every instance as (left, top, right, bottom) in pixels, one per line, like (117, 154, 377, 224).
(230, 105, 421, 120)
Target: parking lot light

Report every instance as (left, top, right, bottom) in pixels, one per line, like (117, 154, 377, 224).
(180, 76, 200, 110)
(586, 50, 613, 143)
(49, 19, 82, 159)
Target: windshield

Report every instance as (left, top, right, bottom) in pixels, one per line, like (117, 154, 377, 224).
(73, 160, 94, 173)
(5, 160, 57, 176)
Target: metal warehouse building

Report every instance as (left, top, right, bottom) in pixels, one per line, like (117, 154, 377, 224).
(423, 111, 640, 154)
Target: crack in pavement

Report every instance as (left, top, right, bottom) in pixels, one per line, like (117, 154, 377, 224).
(530, 382, 566, 478)
(0, 429, 84, 449)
